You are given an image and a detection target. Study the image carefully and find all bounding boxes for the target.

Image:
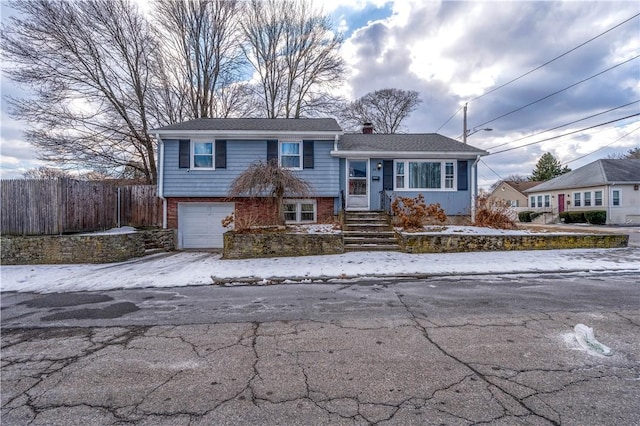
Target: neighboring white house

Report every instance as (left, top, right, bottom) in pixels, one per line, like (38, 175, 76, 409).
(525, 159, 640, 225)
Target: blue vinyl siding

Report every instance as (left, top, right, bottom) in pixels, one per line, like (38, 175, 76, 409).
(339, 157, 473, 215)
(162, 139, 339, 197)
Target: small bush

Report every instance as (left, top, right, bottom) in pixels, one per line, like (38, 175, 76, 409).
(529, 212, 544, 221)
(559, 211, 571, 223)
(391, 194, 447, 230)
(474, 195, 517, 229)
(518, 211, 533, 222)
(569, 211, 586, 223)
(585, 210, 606, 225)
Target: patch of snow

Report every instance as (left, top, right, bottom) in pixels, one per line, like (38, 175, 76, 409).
(287, 224, 341, 234)
(399, 225, 578, 236)
(574, 324, 612, 356)
(78, 226, 137, 236)
(2, 248, 639, 294)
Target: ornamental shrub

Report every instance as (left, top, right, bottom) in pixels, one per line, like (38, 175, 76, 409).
(568, 211, 586, 223)
(559, 211, 571, 223)
(391, 194, 447, 230)
(474, 195, 517, 229)
(518, 211, 533, 222)
(585, 210, 606, 225)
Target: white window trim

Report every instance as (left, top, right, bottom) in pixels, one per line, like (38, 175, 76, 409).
(393, 159, 457, 192)
(191, 140, 215, 170)
(612, 189, 621, 207)
(279, 140, 302, 170)
(283, 199, 316, 223)
(573, 192, 581, 207)
(583, 191, 592, 207)
(594, 190, 603, 206)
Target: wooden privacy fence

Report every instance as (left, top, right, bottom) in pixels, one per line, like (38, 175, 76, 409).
(1, 179, 162, 236)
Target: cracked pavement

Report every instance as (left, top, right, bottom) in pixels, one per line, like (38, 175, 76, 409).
(2, 273, 639, 425)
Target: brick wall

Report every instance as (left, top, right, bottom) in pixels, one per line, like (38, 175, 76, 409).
(167, 197, 337, 228)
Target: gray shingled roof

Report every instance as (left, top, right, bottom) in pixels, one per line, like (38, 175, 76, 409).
(526, 159, 640, 192)
(338, 133, 488, 154)
(153, 118, 342, 132)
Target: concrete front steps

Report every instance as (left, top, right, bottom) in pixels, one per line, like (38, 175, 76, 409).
(343, 211, 400, 252)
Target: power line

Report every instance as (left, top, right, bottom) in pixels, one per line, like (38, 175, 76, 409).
(433, 12, 640, 132)
(488, 113, 640, 155)
(469, 12, 640, 103)
(473, 55, 640, 129)
(435, 105, 463, 133)
(485, 100, 640, 150)
(564, 126, 640, 165)
(480, 159, 504, 180)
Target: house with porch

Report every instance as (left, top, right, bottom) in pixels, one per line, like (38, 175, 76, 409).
(525, 158, 640, 225)
(153, 118, 488, 249)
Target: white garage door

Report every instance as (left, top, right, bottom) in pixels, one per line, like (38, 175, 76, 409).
(178, 203, 235, 249)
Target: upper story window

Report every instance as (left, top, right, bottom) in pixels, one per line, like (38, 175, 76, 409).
(394, 160, 455, 191)
(193, 141, 214, 169)
(279, 141, 301, 169)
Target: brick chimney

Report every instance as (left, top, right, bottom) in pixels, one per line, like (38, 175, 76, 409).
(362, 122, 374, 134)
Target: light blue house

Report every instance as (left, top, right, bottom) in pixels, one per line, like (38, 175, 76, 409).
(153, 118, 488, 248)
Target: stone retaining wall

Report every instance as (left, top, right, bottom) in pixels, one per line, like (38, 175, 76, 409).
(398, 233, 629, 253)
(223, 232, 343, 259)
(1, 229, 176, 265)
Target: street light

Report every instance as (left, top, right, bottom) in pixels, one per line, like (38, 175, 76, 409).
(462, 103, 493, 144)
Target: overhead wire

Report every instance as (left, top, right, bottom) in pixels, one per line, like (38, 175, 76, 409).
(488, 113, 640, 155)
(432, 12, 640, 132)
(469, 12, 640, 104)
(473, 54, 640, 129)
(564, 126, 640, 165)
(485, 100, 640, 150)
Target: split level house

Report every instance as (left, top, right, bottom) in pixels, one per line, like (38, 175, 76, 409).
(525, 158, 640, 225)
(152, 118, 488, 249)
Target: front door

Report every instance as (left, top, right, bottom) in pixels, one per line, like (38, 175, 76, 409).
(346, 159, 369, 210)
(558, 194, 565, 213)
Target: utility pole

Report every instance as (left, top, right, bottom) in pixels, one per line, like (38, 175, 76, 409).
(463, 103, 468, 144)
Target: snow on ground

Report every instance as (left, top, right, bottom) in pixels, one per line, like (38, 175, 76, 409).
(2, 248, 639, 294)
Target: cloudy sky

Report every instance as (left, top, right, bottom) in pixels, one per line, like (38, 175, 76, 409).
(1, 0, 639, 190)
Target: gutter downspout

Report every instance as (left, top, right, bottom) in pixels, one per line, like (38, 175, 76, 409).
(471, 155, 481, 223)
(156, 133, 167, 229)
(333, 134, 338, 151)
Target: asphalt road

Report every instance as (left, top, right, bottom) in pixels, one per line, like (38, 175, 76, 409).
(2, 272, 639, 425)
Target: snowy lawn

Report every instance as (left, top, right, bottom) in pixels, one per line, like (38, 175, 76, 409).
(2, 247, 639, 294)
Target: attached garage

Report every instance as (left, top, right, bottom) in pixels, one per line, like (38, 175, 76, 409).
(178, 202, 235, 249)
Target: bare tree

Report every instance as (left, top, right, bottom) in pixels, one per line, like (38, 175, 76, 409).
(339, 88, 422, 133)
(607, 147, 640, 159)
(154, 0, 255, 119)
(2, 0, 161, 183)
(242, 0, 345, 118)
(228, 160, 311, 225)
(22, 167, 72, 180)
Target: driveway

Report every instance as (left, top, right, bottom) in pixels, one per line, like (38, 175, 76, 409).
(2, 273, 639, 425)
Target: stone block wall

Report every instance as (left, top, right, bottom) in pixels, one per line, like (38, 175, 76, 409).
(1, 228, 176, 265)
(223, 232, 343, 259)
(398, 233, 629, 253)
